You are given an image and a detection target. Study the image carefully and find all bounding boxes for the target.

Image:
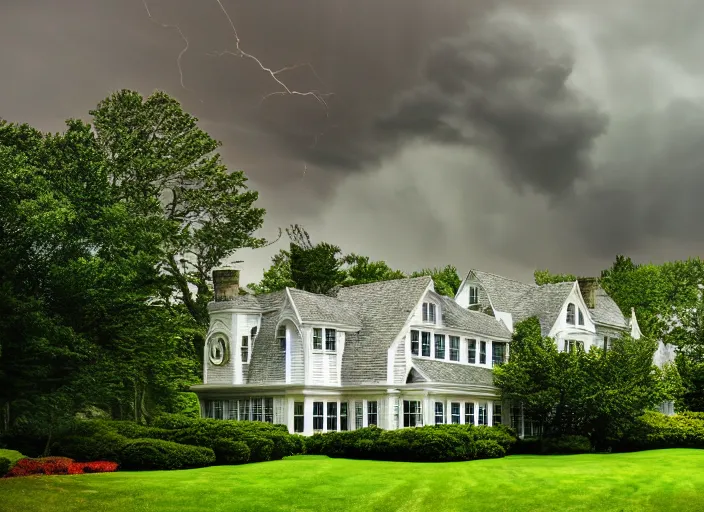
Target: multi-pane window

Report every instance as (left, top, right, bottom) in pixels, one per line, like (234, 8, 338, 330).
(478, 403, 487, 425)
(449, 336, 460, 361)
(355, 401, 363, 429)
(469, 286, 479, 306)
(468, 339, 477, 364)
(227, 400, 238, 420)
(313, 328, 323, 350)
(252, 398, 263, 422)
(264, 398, 274, 423)
(213, 400, 224, 420)
(564, 340, 584, 353)
(451, 402, 461, 424)
(422, 302, 436, 323)
(294, 402, 304, 433)
(239, 399, 250, 421)
(241, 336, 249, 362)
(465, 403, 475, 425)
(493, 403, 502, 426)
(340, 403, 349, 431)
(434, 402, 444, 425)
(403, 400, 422, 427)
(510, 405, 521, 433)
(326, 329, 337, 351)
(492, 342, 507, 366)
(480, 341, 487, 364)
(566, 303, 576, 324)
(410, 330, 419, 356)
(277, 326, 286, 351)
(421, 332, 431, 357)
(313, 402, 324, 431)
(327, 402, 338, 431)
(434, 334, 445, 359)
(367, 401, 378, 426)
(578, 310, 584, 326)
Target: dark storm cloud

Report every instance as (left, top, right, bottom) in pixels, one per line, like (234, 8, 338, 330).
(376, 16, 609, 195)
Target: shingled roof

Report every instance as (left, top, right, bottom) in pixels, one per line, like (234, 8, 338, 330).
(337, 276, 432, 384)
(412, 359, 494, 386)
(437, 295, 511, 339)
(468, 270, 628, 333)
(287, 288, 362, 327)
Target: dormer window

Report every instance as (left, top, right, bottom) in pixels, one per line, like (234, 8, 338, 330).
(422, 302, 436, 323)
(566, 303, 576, 325)
(313, 328, 336, 352)
(241, 336, 249, 362)
(277, 325, 286, 351)
(578, 309, 584, 326)
(469, 286, 479, 305)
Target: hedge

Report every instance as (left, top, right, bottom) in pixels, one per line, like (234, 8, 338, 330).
(615, 411, 704, 451)
(0, 457, 11, 477)
(120, 439, 215, 471)
(305, 424, 517, 463)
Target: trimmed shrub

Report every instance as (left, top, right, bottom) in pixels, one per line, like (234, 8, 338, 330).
(304, 424, 516, 463)
(510, 437, 542, 455)
(616, 411, 704, 452)
(475, 439, 505, 459)
(540, 436, 592, 455)
(3, 457, 119, 478)
(212, 439, 250, 465)
(120, 438, 215, 471)
(0, 457, 11, 477)
(53, 432, 127, 462)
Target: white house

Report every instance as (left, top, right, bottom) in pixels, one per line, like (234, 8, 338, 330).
(191, 268, 664, 436)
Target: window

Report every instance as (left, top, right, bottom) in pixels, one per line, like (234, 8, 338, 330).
(340, 403, 349, 431)
(227, 400, 238, 420)
(603, 336, 613, 351)
(264, 398, 274, 423)
(434, 402, 444, 425)
(209, 337, 227, 366)
(566, 303, 576, 324)
(468, 339, 476, 364)
(367, 401, 378, 426)
(451, 402, 461, 424)
(327, 402, 337, 431)
(313, 402, 324, 431)
(403, 400, 422, 427)
(410, 330, 419, 356)
(239, 399, 250, 421)
(469, 286, 479, 306)
(576, 340, 584, 351)
(422, 302, 436, 323)
(213, 400, 224, 420)
(434, 334, 445, 359)
(578, 309, 584, 326)
(294, 402, 304, 433)
(355, 401, 363, 429)
(421, 332, 431, 357)
(241, 336, 249, 362)
(493, 403, 502, 426)
(277, 325, 286, 351)
(252, 398, 263, 422)
(478, 403, 487, 425)
(325, 329, 337, 351)
(449, 336, 460, 361)
(465, 403, 475, 425)
(564, 340, 574, 353)
(510, 405, 521, 433)
(492, 342, 507, 366)
(313, 328, 323, 350)
(251, 326, 258, 337)
(480, 341, 487, 364)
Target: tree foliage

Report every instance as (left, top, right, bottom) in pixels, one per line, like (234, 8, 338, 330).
(533, 269, 578, 285)
(494, 318, 668, 448)
(410, 265, 462, 297)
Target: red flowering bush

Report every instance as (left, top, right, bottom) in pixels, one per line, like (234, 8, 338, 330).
(3, 457, 118, 477)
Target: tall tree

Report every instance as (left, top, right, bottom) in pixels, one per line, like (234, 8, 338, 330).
(533, 269, 578, 285)
(89, 90, 267, 327)
(411, 265, 462, 297)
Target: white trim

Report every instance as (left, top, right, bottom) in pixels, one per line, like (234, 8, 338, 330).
(284, 288, 304, 324)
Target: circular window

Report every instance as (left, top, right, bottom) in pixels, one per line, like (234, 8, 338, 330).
(209, 337, 229, 366)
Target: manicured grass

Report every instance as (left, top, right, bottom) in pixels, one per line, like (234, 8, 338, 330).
(0, 448, 25, 465)
(0, 449, 702, 512)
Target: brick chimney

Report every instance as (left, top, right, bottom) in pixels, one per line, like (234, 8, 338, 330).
(577, 277, 598, 309)
(213, 268, 240, 301)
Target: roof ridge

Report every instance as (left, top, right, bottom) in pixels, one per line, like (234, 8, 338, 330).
(339, 275, 431, 291)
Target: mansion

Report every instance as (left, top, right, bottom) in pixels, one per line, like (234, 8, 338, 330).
(191, 268, 646, 436)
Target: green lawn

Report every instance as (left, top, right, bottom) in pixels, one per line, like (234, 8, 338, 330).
(0, 449, 702, 512)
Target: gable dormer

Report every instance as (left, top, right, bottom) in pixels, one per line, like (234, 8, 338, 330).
(414, 291, 443, 328)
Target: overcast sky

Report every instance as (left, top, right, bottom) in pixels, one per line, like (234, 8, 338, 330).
(3, 0, 704, 286)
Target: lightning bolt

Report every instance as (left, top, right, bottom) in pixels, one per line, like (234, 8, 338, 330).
(213, 0, 333, 111)
(142, 0, 191, 92)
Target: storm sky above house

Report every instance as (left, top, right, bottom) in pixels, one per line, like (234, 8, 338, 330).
(3, 0, 704, 286)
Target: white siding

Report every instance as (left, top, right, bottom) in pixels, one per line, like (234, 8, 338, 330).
(290, 328, 305, 383)
(393, 338, 406, 384)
